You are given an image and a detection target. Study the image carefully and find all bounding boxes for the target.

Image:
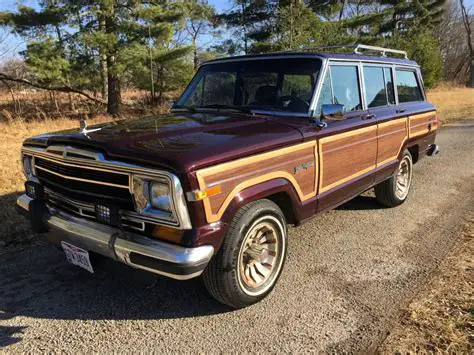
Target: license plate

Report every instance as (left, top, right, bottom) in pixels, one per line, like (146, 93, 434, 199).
(61, 241, 94, 273)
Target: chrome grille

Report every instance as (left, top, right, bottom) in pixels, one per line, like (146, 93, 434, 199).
(34, 156, 133, 206)
(35, 157, 129, 187)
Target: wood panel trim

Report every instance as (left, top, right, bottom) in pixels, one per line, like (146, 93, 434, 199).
(196, 141, 318, 223)
(376, 117, 408, 168)
(408, 111, 437, 138)
(319, 125, 376, 144)
(318, 125, 377, 193)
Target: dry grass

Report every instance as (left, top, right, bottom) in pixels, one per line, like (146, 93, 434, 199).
(427, 85, 474, 123)
(380, 216, 474, 353)
(0, 117, 111, 245)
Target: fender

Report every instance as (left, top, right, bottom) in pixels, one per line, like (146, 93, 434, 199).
(220, 178, 304, 230)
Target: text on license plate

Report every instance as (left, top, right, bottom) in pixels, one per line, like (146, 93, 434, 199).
(61, 241, 94, 273)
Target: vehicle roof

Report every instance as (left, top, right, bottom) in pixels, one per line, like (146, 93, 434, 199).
(202, 51, 419, 67)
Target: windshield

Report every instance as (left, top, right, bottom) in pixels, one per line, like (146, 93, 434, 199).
(175, 58, 322, 115)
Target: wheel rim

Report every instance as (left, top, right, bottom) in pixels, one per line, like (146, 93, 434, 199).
(237, 216, 285, 296)
(395, 156, 412, 200)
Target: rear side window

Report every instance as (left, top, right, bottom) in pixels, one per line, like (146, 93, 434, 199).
(363, 66, 387, 108)
(396, 70, 423, 103)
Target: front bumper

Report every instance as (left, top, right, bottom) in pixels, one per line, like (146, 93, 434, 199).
(16, 194, 214, 280)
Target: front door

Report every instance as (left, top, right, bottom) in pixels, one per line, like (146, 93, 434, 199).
(311, 63, 378, 213)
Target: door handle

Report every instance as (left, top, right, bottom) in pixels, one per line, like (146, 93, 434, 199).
(362, 114, 376, 120)
(396, 108, 407, 114)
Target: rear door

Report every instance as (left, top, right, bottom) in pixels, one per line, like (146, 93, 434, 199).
(362, 65, 410, 182)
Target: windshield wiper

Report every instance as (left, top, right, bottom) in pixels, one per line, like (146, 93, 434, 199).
(171, 105, 197, 113)
(197, 104, 254, 115)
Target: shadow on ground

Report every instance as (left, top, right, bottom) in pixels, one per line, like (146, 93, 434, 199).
(0, 242, 231, 332)
(337, 194, 386, 211)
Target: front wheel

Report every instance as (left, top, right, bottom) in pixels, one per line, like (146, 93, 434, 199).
(203, 199, 287, 309)
(375, 150, 413, 207)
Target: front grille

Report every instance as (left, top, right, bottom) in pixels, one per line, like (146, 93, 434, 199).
(35, 158, 129, 186)
(34, 157, 134, 209)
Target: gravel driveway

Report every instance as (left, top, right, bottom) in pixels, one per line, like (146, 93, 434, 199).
(1, 121, 473, 352)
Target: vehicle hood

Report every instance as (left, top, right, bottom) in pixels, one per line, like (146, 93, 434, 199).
(24, 112, 304, 173)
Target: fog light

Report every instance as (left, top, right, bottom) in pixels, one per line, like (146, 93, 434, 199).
(25, 181, 44, 200)
(151, 225, 183, 244)
(95, 203, 119, 226)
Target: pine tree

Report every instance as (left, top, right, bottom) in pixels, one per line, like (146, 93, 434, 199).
(1, 0, 191, 115)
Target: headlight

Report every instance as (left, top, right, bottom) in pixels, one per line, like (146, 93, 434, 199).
(150, 182, 172, 212)
(132, 176, 173, 216)
(132, 176, 149, 211)
(22, 154, 33, 178)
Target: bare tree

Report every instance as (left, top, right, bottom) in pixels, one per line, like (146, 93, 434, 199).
(459, 0, 473, 86)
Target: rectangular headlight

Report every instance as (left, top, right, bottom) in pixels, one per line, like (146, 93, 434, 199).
(132, 176, 174, 217)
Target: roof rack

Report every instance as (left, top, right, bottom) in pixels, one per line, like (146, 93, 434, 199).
(353, 44, 408, 59)
(270, 44, 408, 59)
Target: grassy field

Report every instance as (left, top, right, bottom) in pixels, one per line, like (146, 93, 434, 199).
(0, 86, 473, 245)
(380, 216, 473, 353)
(427, 85, 474, 122)
(0, 117, 108, 244)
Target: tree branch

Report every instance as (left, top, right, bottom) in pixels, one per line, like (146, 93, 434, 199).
(0, 72, 107, 105)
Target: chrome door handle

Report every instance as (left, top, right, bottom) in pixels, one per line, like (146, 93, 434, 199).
(396, 108, 407, 114)
(362, 114, 376, 120)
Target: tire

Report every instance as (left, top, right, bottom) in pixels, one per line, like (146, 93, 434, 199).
(203, 199, 287, 309)
(375, 150, 413, 207)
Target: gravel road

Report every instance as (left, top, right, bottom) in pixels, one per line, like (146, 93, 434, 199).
(1, 122, 473, 352)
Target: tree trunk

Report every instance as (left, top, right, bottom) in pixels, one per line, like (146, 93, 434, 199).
(68, 92, 75, 111)
(100, 52, 108, 100)
(470, 59, 474, 88)
(193, 37, 199, 71)
(107, 55, 121, 115)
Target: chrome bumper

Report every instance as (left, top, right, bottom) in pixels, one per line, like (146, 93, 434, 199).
(16, 194, 214, 280)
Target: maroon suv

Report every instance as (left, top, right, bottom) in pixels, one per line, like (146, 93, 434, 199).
(17, 45, 439, 308)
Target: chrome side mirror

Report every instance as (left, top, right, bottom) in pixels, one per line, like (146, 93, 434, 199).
(321, 104, 345, 121)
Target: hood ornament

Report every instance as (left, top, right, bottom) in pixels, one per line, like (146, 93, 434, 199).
(80, 119, 102, 136)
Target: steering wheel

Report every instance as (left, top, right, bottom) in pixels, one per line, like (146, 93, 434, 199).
(277, 95, 310, 112)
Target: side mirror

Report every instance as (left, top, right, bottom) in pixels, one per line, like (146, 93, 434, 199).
(321, 104, 345, 121)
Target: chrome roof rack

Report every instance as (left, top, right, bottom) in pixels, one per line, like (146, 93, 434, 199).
(353, 44, 408, 59)
(267, 44, 408, 59)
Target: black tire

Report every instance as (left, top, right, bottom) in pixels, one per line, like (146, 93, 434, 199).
(203, 199, 287, 309)
(375, 150, 413, 207)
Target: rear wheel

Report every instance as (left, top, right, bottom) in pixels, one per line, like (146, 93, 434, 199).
(375, 150, 413, 207)
(203, 199, 287, 309)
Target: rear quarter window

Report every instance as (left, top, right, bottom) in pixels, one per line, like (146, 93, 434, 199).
(395, 70, 424, 103)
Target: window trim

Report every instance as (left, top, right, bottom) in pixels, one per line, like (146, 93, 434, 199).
(361, 64, 395, 109)
(394, 67, 426, 104)
(324, 61, 364, 113)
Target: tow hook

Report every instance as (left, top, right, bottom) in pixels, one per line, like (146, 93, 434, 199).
(427, 144, 440, 156)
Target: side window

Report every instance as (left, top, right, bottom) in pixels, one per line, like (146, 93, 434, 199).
(384, 67, 396, 105)
(363, 66, 387, 108)
(329, 65, 362, 112)
(314, 70, 333, 115)
(395, 70, 423, 103)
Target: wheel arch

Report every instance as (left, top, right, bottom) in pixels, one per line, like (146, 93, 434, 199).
(219, 178, 302, 227)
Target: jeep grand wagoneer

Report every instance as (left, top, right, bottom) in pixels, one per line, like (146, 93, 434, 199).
(17, 45, 439, 308)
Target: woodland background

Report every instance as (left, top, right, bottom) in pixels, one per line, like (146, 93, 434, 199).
(0, 0, 472, 119)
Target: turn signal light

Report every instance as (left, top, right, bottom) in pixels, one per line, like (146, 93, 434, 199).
(151, 225, 184, 244)
(188, 185, 222, 201)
